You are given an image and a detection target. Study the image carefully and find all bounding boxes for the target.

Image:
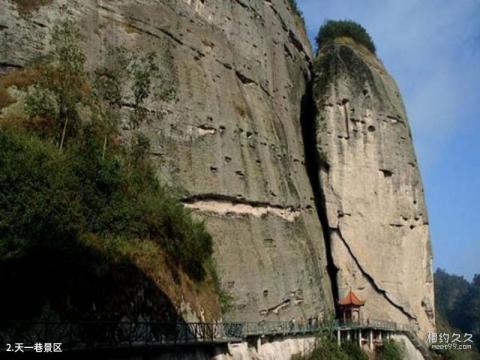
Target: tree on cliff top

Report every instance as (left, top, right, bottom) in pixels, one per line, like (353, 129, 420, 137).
(316, 20, 376, 54)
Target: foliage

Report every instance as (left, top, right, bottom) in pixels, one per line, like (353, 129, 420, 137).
(0, 20, 212, 286)
(0, 68, 43, 123)
(434, 269, 480, 353)
(435, 268, 470, 322)
(0, 126, 212, 279)
(342, 341, 369, 360)
(91, 45, 129, 146)
(24, 19, 88, 149)
(22, 21, 176, 156)
(219, 289, 234, 313)
(316, 20, 376, 54)
(128, 52, 159, 130)
(286, 0, 304, 23)
(376, 339, 404, 360)
(293, 335, 367, 360)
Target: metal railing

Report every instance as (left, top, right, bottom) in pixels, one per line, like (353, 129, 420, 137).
(0, 319, 418, 351)
(335, 319, 418, 333)
(0, 321, 244, 350)
(243, 320, 336, 337)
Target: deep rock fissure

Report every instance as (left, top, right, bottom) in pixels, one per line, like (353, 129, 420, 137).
(332, 227, 417, 321)
(299, 75, 340, 318)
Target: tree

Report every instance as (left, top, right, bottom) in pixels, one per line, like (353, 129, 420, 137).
(92, 45, 129, 158)
(316, 20, 376, 54)
(434, 269, 480, 355)
(128, 52, 159, 131)
(25, 19, 88, 151)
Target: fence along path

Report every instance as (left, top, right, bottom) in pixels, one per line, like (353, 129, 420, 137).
(0, 319, 427, 352)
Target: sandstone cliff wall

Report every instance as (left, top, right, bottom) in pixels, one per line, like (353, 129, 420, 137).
(0, 0, 333, 322)
(1, 0, 435, 343)
(313, 39, 435, 338)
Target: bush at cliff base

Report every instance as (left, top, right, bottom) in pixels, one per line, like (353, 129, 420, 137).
(292, 336, 368, 360)
(376, 339, 403, 360)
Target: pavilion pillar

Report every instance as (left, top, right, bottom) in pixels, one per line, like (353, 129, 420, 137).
(379, 331, 382, 343)
(358, 329, 362, 347)
(337, 330, 341, 346)
(369, 329, 373, 350)
(347, 330, 351, 341)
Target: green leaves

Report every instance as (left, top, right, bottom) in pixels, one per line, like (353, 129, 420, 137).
(24, 20, 89, 149)
(316, 20, 376, 54)
(286, 0, 304, 24)
(0, 131, 83, 258)
(376, 340, 403, 360)
(2, 18, 207, 289)
(435, 269, 480, 352)
(0, 124, 213, 280)
(128, 52, 158, 130)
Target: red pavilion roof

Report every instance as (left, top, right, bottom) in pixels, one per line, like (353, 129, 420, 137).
(338, 291, 365, 306)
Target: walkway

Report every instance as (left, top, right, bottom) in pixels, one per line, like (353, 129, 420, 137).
(0, 319, 429, 356)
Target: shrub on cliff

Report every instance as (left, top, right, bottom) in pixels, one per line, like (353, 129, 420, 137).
(0, 127, 212, 280)
(342, 341, 369, 360)
(0, 20, 211, 283)
(376, 339, 404, 360)
(316, 19, 376, 54)
(287, 0, 304, 23)
(292, 336, 368, 360)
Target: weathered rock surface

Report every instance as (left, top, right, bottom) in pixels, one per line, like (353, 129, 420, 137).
(1, 0, 436, 350)
(0, 0, 333, 322)
(313, 39, 435, 338)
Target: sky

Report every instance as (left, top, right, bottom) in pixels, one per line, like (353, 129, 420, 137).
(296, 0, 480, 281)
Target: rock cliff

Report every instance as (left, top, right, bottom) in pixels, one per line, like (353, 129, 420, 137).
(312, 38, 435, 337)
(0, 0, 334, 323)
(0, 0, 434, 343)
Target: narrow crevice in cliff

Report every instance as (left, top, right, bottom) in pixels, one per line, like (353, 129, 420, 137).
(332, 227, 417, 321)
(299, 75, 340, 318)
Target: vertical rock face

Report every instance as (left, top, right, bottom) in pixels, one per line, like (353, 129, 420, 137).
(1, 0, 436, 342)
(313, 39, 435, 337)
(0, 0, 333, 322)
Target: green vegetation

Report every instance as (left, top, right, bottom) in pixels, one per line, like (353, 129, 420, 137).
(342, 341, 369, 360)
(292, 336, 368, 360)
(0, 20, 215, 321)
(218, 289, 234, 313)
(376, 339, 403, 360)
(287, 0, 304, 24)
(0, 127, 212, 278)
(316, 20, 376, 54)
(433, 269, 480, 358)
(24, 19, 88, 151)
